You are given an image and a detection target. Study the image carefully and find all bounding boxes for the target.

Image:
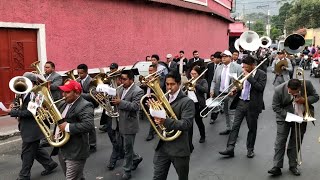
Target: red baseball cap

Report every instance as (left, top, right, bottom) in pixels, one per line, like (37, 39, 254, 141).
(59, 80, 82, 92)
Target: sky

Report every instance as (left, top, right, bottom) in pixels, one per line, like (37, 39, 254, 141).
(233, 0, 282, 17)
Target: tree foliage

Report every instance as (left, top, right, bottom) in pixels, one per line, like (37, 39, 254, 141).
(252, 20, 266, 36)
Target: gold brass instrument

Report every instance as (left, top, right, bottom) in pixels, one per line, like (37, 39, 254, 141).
(65, 69, 77, 81)
(29, 81, 70, 147)
(89, 68, 124, 117)
(31, 61, 47, 83)
(183, 68, 208, 92)
(274, 59, 288, 74)
(200, 58, 268, 118)
(140, 70, 181, 141)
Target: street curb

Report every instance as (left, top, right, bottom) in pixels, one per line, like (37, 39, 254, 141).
(0, 130, 20, 140)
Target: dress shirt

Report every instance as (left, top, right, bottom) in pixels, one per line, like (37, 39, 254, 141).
(45, 73, 52, 80)
(81, 75, 89, 86)
(63, 96, 80, 132)
(168, 88, 181, 103)
(121, 83, 134, 100)
(219, 63, 231, 92)
(240, 70, 256, 101)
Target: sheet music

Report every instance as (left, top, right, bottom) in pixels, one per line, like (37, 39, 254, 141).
(285, 112, 303, 123)
(0, 102, 8, 111)
(149, 108, 166, 119)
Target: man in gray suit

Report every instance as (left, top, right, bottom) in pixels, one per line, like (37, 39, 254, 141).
(55, 80, 95, 180)
(111, 69, 144, 180)
(77, 64, 97, 152)
(210, 50, 242, 135)
(152, 71, 195, 180)
(271, 50, 293, 87)
(5, 72, 58, 180)
(268, 79, 319, 176)
(166, 54, 178, 72)
(44, 61, 63, 101)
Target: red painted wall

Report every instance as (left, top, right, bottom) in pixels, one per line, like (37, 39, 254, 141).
(0, 0, 230, 70)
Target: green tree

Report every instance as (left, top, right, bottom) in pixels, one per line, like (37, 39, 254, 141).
(270, 26, 282, 40)
(252, 20, 266, 36)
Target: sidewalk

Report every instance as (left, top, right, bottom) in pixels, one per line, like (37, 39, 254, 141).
(0, 107, 103, 141)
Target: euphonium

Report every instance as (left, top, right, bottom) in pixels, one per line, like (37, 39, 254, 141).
(140, 70, 181, 141)
(183, 68, 208, 92)
(9, 76, 33, 109)
(65, 69, 77, 80)
(31, 61, 47, 82)
(30, 81, 70, 147)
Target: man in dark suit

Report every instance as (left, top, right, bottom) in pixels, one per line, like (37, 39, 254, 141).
(5, 72, 58, 180)
(268, 78, 319, 176)
(206, 52, 222, 124)
(77, 64, 97, 152)
(219, 56, 267, 158)
(111, 69, 144, 180)
(152, 72, 195, 180)
(44, 61, 63, 101)
(186, 50, 205, 79)
(175, 50, 188, 75)
(166, 54, 178, 72)
(55, 80, 95, 180)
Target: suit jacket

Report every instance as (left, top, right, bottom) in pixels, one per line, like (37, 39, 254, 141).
(230, 69, 267, 114)
(271, 58, 293, 82)
(59, 97, 94, 160)
(194, 78, 208, 108)
(9, 94, 44, 143)
(175, 57, 188, 74)
(78, 76, 99, 107)
(155, 90, 195, 157)
(272, 80, 319, 122)
(210, 62, 243, 96)
(45, 71, 63, 101)
(168, 61, 178, 72)
(186, 58, 205, 79)
(118, 84, 144, 135)
(205, 62, 219, 94)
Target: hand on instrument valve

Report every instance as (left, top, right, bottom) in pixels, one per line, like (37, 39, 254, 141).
(58, 122, 67, 132)
(281, 66, 287, 70)
(294, 95, 305, 104)
(111, 96, 121, 105)
(147, 98, 166, 125)
(154, 117, 165, 125)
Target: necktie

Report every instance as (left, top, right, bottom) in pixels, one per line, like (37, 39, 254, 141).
(169, 95, 174, 103)
(242, 80, 250, 100)
(220, 65, 227, 91)
(62, 104, 71, 118)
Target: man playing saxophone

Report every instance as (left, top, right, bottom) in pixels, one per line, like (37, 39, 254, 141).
(268, 79, 319, 176)
(151, 71, 195, 180)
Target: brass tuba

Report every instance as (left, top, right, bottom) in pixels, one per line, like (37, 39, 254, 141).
(140, 70, 181, 141)
(9, 76, 33, 109)
(29, 81, 70, 147)
(64, 69, 77, 81)
(31, 61, 47, 82)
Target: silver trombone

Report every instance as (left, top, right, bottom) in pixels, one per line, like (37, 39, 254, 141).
(200, 58, 268, 118)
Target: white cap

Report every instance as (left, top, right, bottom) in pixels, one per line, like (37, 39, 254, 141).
(221, 50, 232, 57)
(166, 54, 172, 58)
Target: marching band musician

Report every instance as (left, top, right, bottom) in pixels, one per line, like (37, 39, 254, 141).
(4, 72, 58, 180)
(219, 56, 267, 158)
(98, 63, 125, 170)
(268, 79, 319, 176)
(271, 50, 293, 87)
(52, 80, 94, 180)
(77, 64, 98, 153)
(210, 50, 242, 135)
(111, 69, 144, 180)
(152, 71, 195, 180)
(188, 65, 208, 143)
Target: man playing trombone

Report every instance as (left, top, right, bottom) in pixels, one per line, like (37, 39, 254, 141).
(268, 78, 319, 176)
(219, 56, 267, 158)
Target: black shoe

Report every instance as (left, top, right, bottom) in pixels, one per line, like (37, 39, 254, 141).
(89, 145, 97, 153)
(289, 167, 301, 176)
(99, 125, 107, 132)
(107, 162, 116, 170)
(131, 157, 143, 170)
(16, 177, 30, 180)
(41, 162, 58, 176)
(121, 173, 132, 180)
(247, 150, 254, 158)
(209, 119, 215, 124)
(219, 130, 231, 135)
(145, 134, 154, 141)
(199, 137, 205, 143)
(219, 149, 234, 157)
(268, 167, 282, 176)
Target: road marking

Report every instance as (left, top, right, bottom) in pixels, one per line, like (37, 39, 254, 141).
(0, 138, 21, 146)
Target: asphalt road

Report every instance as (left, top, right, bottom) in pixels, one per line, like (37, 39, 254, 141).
(1, 67, 320, 180)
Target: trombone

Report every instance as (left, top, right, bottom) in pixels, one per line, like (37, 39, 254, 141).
(294, 68, 316, 165)
(200, 58, 268, 118)
(183, 68, 208, 93)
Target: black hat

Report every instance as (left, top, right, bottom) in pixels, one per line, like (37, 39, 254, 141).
(122, 68, 140, 75)
(110, 63, 118, 70)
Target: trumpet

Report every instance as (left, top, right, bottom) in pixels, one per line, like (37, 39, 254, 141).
(200, 58, 268, 118)
(183, 68, 207, 92)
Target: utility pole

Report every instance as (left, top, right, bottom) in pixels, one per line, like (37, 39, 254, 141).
(266, 9, 271, 37)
